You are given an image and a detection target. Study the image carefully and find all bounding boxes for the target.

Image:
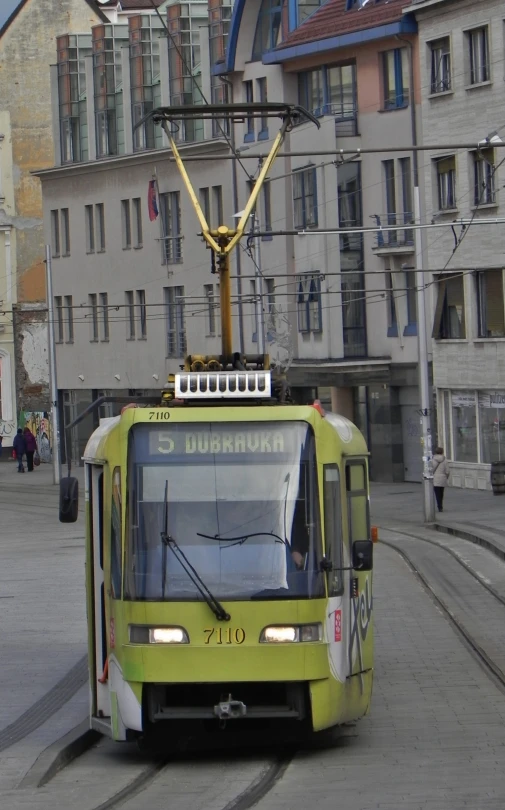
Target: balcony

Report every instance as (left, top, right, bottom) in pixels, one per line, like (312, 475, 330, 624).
(294, 103, 358, 136)
(371, 213, 415, 256)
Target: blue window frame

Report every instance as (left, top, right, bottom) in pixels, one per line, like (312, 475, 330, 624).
(293, 166, 318, 229)
(382, 48, 409, 110)
(252, 0, 283, 60)
(243, 80, 254, 142)
(297, 274, 322, 333)
(298, 64, 356, 123)
(404, 271, 417, 336)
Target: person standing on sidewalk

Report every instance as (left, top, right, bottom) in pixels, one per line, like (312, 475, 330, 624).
(23, 427, 38, 472)
(432, 447, 450, 512)
(13, 428, 26, 473)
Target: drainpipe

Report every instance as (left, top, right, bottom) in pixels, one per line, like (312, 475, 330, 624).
(219, 75, 245, 354)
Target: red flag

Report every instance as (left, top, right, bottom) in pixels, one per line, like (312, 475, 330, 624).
(148, 179, 159, 221)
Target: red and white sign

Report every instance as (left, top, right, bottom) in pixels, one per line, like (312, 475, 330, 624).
(334, 609, 342, 642)
(110, 618, 115, 649)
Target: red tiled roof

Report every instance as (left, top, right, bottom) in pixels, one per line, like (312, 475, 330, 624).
(278, 0, 408, 49)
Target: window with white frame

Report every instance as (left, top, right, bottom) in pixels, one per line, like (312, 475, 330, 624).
(293, 167, 317, 229)
(136, 289, 147, 339)
(55, 296, 64, 343)
(477, 270, 505, 337)
(85, 205, 95, 253)
(121, 199, 131, 250)
(435, 156, 456, 210)
(51, 210, 60, 258)
(96, 203, 106, 252)
(132, 198, 143, 248)
(297, 274, 322, 333)
(432, 274, 465, 339)
(64, 295, 73, 342)
(265, 277, 275, 335)
(467, 26, 490, 85)
(429, 37, 451, 93)
(88, 293, 98, 341)
(441, 388, 505, 464)
(61, 209, 70, 256)
(473, 148, 495, 205)
(212, 186, 224, 225)
(100, 292, 109, 341)
(125, 290, 135, 339)
(204, 283, 216, 336)
(159, 191, 182, 264)
(164, 286, 186, 357)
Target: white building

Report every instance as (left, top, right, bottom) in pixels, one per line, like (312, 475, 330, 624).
(408, 0, 505, 489)
(37, 0, 442, 483)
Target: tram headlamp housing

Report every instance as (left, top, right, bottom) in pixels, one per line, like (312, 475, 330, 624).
(260, 624, 322, 643)
(129, 625, 189, 644)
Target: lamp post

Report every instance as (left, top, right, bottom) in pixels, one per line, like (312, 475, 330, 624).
(45, 245, 61, 485)
(413, 188, 435, 522)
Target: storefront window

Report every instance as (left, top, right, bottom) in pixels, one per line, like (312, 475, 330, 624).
(451, 391, 477, 462)
(479, 391, 505, 463)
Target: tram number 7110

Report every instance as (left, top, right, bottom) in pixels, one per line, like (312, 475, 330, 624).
(204, 628, 246, 645)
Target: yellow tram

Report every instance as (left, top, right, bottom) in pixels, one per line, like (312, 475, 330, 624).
(59, 103, 374, 744)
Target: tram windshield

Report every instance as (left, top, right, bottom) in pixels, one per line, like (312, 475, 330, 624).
(125, 421, 324, 601)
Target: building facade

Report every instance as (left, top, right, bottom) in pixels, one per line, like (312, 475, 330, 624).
(0, 0, 113, 441)
(36, 0, 446, 483)
(220, 0, 426, 481)
(410, 0, 505, 489)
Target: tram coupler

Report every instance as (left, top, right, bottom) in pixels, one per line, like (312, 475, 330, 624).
(214, 696, 247, 720)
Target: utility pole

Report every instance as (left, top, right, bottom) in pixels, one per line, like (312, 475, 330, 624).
(253, 213, 265, 357)
(45, 245, 61, 485)
(414, 188, 435, 522)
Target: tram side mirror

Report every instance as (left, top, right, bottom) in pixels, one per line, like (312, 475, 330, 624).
(352, 540, 373, 571)
(59, 477, 79, 523)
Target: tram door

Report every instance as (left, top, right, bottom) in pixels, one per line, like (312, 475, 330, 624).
(87, 463, 110, 721)
(346, 460, 373, 679)
(324, 464, 349, 683)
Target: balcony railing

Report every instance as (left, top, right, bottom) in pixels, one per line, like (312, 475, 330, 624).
(372, 212, 415, 250)
(294, 102, 358, 136)
(160, 235, 183, 265)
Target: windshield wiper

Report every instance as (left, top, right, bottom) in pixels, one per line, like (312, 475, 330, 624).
(161, 482, 230, 622)
(197, 530, 287, 547)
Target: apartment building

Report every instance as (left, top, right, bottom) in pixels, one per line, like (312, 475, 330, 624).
(36, 3, 248, 458)
(219, 0, 427, 481)
(408, 0, 505, 489)
(37, 0, 438, 480)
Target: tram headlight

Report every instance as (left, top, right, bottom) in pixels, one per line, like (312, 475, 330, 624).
(129, 625, 189, 644)
(260, 624, 322, 643)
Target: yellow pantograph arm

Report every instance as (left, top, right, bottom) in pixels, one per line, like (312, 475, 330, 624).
(161, 120, 221, 253)
(224, 120, 289, 254)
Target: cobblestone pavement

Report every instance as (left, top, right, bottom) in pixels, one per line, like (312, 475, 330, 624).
(252, 543, 505, 810)
(0, 463, 87, 791)
(3, 540, 505, 809)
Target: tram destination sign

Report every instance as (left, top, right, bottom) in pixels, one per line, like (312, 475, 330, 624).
(147, 426, 289, 457)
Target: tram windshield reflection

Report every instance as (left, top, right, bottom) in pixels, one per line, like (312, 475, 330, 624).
(124, 421, 324, 601)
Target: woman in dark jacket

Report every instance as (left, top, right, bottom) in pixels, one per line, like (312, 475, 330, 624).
(23, 427, 37, 472)
(13, 428, 26, 473)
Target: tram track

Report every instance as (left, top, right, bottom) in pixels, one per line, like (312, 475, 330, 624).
(381, 530, 505, 694)
(82, 748, 293, 810)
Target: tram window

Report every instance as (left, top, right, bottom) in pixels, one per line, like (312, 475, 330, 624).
(110, 468, 122, 599)
(324, 465, 343, 596)
(346, 460, 369, 544)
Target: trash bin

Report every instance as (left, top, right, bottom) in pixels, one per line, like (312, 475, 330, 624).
(490, 460, 505, 495)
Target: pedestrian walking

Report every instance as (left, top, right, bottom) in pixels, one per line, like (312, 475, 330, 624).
(23, 427, 38, 472)
(13, 428, 26, 473)
(432, 446, 450, 512)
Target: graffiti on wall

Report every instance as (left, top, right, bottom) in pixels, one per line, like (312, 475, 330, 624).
(19, 411, 52, 463)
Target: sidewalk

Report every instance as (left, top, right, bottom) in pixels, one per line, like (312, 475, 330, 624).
(0, 461, 88, 791)
(370, 480, 505, 558)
